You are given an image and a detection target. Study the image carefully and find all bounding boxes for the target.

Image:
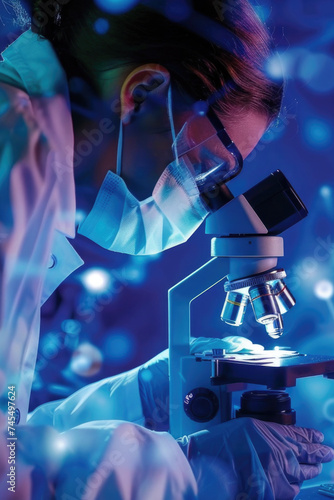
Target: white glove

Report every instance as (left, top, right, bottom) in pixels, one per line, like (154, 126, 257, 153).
(189, 335, 263, 354)
(181, 417, 334, 500)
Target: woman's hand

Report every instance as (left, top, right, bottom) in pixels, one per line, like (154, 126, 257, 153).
(185, 417, 334, 500)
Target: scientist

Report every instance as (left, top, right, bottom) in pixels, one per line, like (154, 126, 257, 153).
(0, 1, 333, 499)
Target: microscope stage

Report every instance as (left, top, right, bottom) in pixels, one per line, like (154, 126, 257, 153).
(200, 354, 334, 389)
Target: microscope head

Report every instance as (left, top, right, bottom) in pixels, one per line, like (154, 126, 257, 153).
(204, 171, 308, 338)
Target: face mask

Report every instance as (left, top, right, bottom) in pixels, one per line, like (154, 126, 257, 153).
(78, 87, 241, 255)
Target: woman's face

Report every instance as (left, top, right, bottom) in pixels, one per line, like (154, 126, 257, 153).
(113, 106, 268, 201)
(77, 65, 269, 201)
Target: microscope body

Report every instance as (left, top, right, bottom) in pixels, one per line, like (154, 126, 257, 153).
(169, 171, 334, 439)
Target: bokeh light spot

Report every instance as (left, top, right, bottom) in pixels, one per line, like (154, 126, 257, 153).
(103, 331, 135, 363)
(70, 343, 103, 377)
(94, 18, 110, 35)
(314, 280, 334, 301)
(122, 264, 146, 285)
(299, 53, 334, 93)
(41, 332, 62, 360)
(266, 53, 284, 80)
(54, 437, 67, 453)
(81, 268, 111, 293)
(75, 209, 87, 226)
(193, 101, 209, 116)
(61, 319, 81, 336)
(94, 0, 139, 14)
(140, 369, 153, 383)
(304, 119, 332, 149)
(320, 185, 332, 199)
(323, 398, 334, 423)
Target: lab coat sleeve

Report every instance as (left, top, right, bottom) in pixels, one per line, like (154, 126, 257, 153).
(0, 80, 76, 424)
(27, 367, 146, 431)
(27, 349, 171, 431)
(28, 338, 254, 432)
(1, 419, 198, 500)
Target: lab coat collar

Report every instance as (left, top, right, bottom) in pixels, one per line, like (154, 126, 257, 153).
(1, 29, 68, 97)
(0, 30, 85, 301)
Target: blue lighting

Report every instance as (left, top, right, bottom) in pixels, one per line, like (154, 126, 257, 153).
(140, 369, 153, 383)
(323, 398, 334, 423)
(299, 53, 334, 93)
(93, 18, 110, 35)
(75, 209, 87, 226)
(52, 436, 68, 454)
(40, 332, 62, 359)
(94, 0, 139, 14)
(48, 384, 73, 397)
(103, 331, 135, 363)
(165, 0, 191, 22)
(193, 101, 209, 117)
(0, 88, 10, 115)
(253, 5, 271, 22)
(68, 77, 86, 94)
(122, 264, 146, 285)
(304, 119, 332, 149)
(32, 372, 43, 391)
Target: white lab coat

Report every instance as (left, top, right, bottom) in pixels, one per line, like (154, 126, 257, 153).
(0, 30, 198, 499)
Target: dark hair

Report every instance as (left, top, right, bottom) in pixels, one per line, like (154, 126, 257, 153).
(29, 0, 283, 123)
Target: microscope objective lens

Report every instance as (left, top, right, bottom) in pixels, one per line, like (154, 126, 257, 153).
(249, 284, 280, 325)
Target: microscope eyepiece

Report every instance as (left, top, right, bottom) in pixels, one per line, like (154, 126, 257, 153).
(243, 170, 308, 235)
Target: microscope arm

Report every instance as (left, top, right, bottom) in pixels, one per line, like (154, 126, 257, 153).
(168, 257, 230, 437)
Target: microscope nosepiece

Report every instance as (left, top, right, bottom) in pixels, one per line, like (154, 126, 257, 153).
(221, 292, 249, 326)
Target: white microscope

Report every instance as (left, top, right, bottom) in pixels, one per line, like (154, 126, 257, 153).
(169, 170, 334, 439)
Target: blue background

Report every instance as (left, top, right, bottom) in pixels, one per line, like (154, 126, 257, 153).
(1, 0, 334, 485)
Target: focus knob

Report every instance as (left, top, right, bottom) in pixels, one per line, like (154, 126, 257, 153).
(184, 387, 219, 423)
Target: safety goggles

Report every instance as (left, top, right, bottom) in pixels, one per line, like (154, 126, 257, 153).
(174, 106, 244, 195)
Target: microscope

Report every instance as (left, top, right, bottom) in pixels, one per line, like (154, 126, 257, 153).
(169, 170, 334, 439)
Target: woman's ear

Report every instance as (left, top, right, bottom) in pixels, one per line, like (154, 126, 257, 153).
(120, 64, 170, 124)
